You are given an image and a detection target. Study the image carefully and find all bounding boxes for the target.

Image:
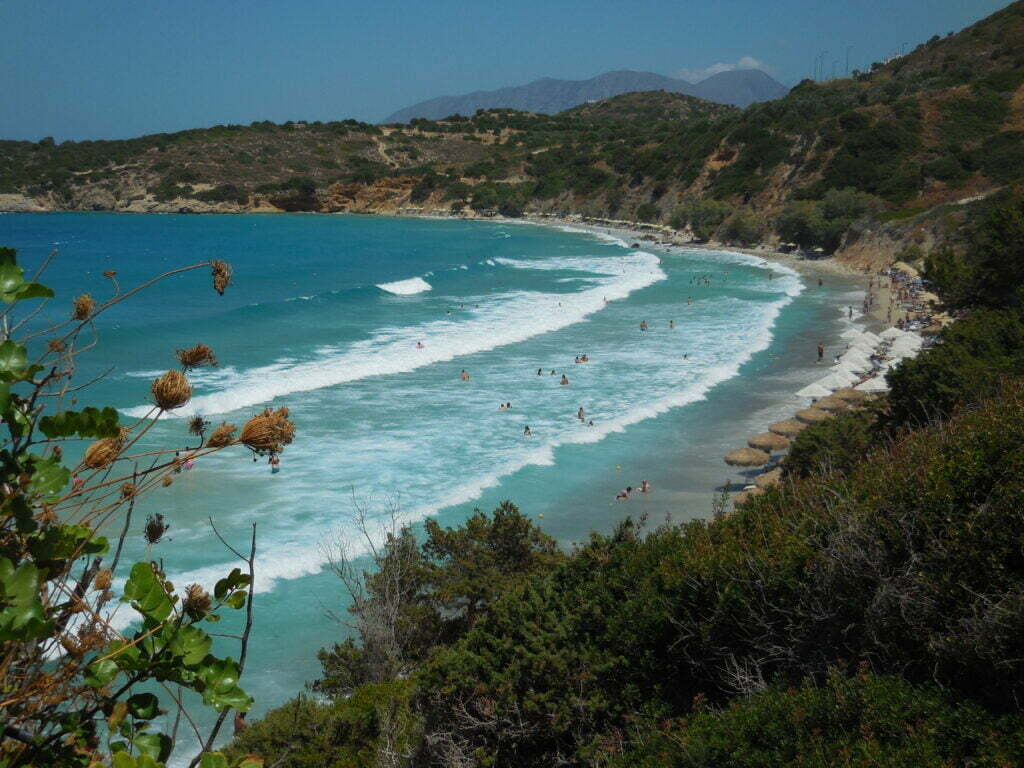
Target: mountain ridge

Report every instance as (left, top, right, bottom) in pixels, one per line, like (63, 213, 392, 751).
(382, 68, 788, 123)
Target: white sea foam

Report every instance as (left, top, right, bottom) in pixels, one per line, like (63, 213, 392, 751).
(160, 269, 804, 597)
(376, 276, 432, 295)
(121, 251, 668, 418)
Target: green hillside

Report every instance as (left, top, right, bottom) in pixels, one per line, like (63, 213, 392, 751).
(3, 2, 1024, 263)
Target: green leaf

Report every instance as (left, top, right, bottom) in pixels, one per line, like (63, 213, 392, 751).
(213, 568, 249, 601)
(236, 756, 264, 768)
(15, 282, 54, 301)
(0, 255, 25, 301)
(111, 751, 135, 768)
(28, 523, 108, 563)
(27, 455, 71, 497)
(40, 406, 121, 439)
(163, 623, 212, 666)
(225, 590, 247, 610)
(127, 691, 161, 720)
(83, 657, 119, 688)
(199, 753, 229, 768)
(122, 562, 173, 622)
(133, 731, 172, 762)
(0, 381, 10, 413)
(197, 656, 252, 712)
(0, 558, 53, 641)
(0, 340, 28, 378)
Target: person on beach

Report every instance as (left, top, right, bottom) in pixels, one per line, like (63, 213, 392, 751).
(459, 369, 470, 381)
(560, 374, 570, 385)
(574, 355, 580, 364)
(498, 403, 506, 410)
(817, 343, 824, 362)
(506, 402, 511, 409)
(640, 479, 651, 493)
(524, 425, 532, 437)
(588, 420, 595, 427)
(616, 486, 632, 501)
(577, 407, 585, 421)
(537, 368, 543, 375)
(550, 370, 556, 376)
(683, 353, 688, 360)
(416, 341, 424, 349)
(849, 306, 853, 319)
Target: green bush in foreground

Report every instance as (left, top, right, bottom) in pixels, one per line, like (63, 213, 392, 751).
(617, 671, 1024, 768)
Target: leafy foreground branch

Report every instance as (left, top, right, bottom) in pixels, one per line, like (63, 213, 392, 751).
(0, 246, 295, 768)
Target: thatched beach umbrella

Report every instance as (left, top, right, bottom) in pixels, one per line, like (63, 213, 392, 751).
(748, 432, 790, 452)
(724, 447, 770, 467)
(754, 467, 782, 489)
(814, 395, 849, 412)
(833, 387, 868, 403)
(769, 419, 806, 437)
(795, 407, 831, 424)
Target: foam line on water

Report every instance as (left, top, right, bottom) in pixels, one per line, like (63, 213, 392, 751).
(376, 276, 432, 295)
(121, 251, 667, 418)
(163, 276, 804, 597)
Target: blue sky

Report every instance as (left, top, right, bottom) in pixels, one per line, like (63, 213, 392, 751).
(0, 0, 1009, 141)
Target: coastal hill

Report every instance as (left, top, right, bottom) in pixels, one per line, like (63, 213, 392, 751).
(381, 68, 788, 122)
(2, 1, 1024, 268)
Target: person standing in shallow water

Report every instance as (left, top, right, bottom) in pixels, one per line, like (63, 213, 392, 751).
(817, 343, 825, 362)
(639, 320, 648, 332)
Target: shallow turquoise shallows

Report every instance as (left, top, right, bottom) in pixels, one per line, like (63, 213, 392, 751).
(0, 212, 864, 760)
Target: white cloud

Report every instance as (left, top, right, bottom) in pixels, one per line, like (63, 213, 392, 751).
(674, 56, 770, 83)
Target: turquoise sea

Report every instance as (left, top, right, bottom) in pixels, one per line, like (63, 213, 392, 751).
(0, 212, 864, 759)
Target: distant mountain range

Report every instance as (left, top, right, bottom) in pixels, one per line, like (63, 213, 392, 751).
(382, 69, 789, 123)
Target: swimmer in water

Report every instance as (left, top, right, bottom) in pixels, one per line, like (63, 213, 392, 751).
(588, 420, 594, 427)
(615, 486, 632, 501)
(416, 341, 424, 349)
(269, 454, 280, 474)
(550, 370, 556, 376)
(669, 320, 675, 329)
(459, 369, 470, 381)
(524, 425, 532, 437)
(640, 320, 648, 332)
(537, 368, 543, 375)
(640, 479, 651, 493)
(577, 407, 585, 421)
(560, 374, 569, 385)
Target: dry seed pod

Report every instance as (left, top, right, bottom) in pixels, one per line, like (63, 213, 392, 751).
(121, 482, 137, 499)
(102, 270, 117, 279)
(182, 583, 212, 621)
(151, 370, 192, 410)
(240, 408, 295, 453)
(206, 422, 237, 448)
(144, 514, 169, 545)
(188, 415, 209, 437)
(83, 438, 120, 469)
(73, 294, 96, 320)
(211, 260, 232, 295)
(161, 475, 174, 487)
(47, 338, 65, 353)
(176, 343, 218, 370)
(93, 569, 113, 591)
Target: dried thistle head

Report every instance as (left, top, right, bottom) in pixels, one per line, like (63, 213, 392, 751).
(36, 505, 59, 525)
(161, 475, 173, 487)
(206, 422, 237, 448)
(151, 370, 192, 410)
(143, 513, 170, 546)
(83, 438, 120, 469)
(47, 338, 65, 353)
(73, 294, 96, 320)
(240, 407, 295, 454)
(177, 343, 218, 370)
(120, 482, 137, 499)
(188, 415, 209, 437)
(183, 583, 212, 621)
(118, 426, 130, 443)
(93, 569, 113, 591)
(102, 269, 117, 279)
(211, 260, 232, 295)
